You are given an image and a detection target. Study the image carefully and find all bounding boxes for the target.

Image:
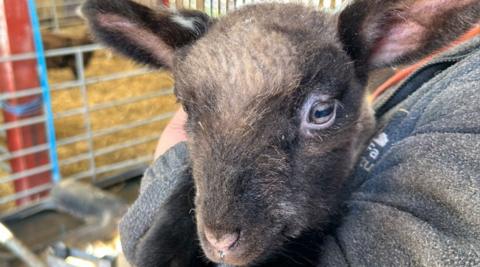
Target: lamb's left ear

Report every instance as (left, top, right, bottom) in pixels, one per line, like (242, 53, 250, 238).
(339, 0, 480, 72)
(82, 0, 213, 68)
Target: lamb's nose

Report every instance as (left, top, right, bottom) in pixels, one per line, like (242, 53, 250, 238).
(204, 228, 240, 252)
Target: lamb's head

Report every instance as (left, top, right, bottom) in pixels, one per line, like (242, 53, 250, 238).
(83, 0, 479, 265)
(172, 5, 376, 266)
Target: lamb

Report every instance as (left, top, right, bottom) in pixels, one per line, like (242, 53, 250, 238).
(42, 29, 94, 79)
(82, 0, 480, 266)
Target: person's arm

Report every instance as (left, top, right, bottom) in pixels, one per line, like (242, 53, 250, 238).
(318, 39, 480, 266)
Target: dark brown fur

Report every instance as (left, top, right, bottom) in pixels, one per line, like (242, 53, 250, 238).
(82, 0, 479, 266)
(42, 30, 94, 79)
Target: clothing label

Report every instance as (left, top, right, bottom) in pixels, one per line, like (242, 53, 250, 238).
(359, 132, 389, 172)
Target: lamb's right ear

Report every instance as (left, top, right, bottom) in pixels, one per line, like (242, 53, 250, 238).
(82, 0, 212, 68)
(339, 0, 480, 73)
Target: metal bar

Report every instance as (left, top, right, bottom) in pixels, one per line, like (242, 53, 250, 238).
(40, 19, 84, 31)
(36, 1, 83, 9)
(54, 88, 174, 119)
(51, 68, 155, 91)
(63, 169, 93, 182)
(0, 87, 42, 101)
(0, 44, 102, 63)
(0, 110, 173, 164)
(67, 155, 152, 182)
(28, 0, 61, 184)
(92, 111, 175, 138)
(210, 0, 213, 16)
(0, 110, 174, 164)
(95, 135, 159, 157)
(52, 107, 85, 120)
(49, 0, 60, 31)
(0, 115, 46, 132)
(94, 155, 151, 175)
(58, 153, 90, 167)
(36, 0, 84, 30)
(76, 51, 97, 181)
(55, 111, 173, 178)
(56, 133, 88, 146)
(1, 67, 157, 100)
(86, 87, 174, 111)
(0, 164, 52, 184)
(50, 17, 83, 24)
(59, 134, 160, 167)
(0, 183, 52, 205)
(46, 11, 82, 21)
(0, 144, 49, 163)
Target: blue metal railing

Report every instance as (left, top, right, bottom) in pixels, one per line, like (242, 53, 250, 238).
(27, 0, 61, 184)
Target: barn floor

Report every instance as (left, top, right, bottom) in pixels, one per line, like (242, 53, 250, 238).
(0, 175, 141, 267)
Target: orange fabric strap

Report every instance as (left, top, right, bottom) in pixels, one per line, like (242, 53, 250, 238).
(371, 25, 480, 101)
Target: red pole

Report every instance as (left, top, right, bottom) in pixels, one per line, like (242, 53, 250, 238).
(0, 0, 51, 206)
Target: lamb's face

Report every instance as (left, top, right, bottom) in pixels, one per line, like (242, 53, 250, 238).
(173, 5, 374, 265)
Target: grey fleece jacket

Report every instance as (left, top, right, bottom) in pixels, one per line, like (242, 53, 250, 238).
(119, 36, 480, 266)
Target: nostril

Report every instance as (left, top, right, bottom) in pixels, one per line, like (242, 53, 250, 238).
(204, 228, 240, 251)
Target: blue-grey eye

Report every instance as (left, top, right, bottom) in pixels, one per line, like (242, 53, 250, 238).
(308, 102, 336, 125)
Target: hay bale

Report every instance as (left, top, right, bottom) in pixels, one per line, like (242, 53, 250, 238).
(49, 51, 176, 136)
(48, 43, 177, 181)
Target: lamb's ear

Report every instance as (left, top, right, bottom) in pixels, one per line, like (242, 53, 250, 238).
(82, 0, 212, 68)
(339, 0, 480, 70)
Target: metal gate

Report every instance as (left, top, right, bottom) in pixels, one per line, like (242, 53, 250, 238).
(169, 0, 348, 14)
(0, 0, 345, 215)
(37, 0, 85, 30)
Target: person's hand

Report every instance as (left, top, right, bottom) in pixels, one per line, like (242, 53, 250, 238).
(154, 108, 188, 160)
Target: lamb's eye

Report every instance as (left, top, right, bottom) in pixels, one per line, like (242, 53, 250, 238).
(308, 102, 336, 125)
(300, 93, 338, 135)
